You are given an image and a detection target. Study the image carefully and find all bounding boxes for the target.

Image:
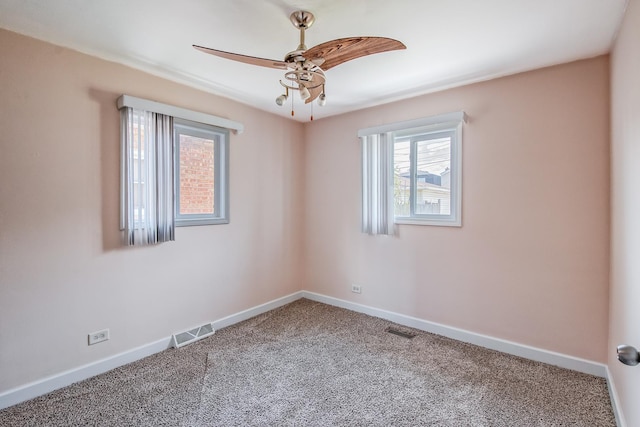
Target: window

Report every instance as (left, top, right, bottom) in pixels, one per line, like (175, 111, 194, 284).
(119, 95, 242, 245)
(393, 122, 461, 226)
(174, 119, 229, 226)
(359, 112, 464, 234)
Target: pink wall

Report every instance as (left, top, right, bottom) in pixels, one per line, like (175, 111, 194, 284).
(0, 26, 614, 401)
(304, 56, 610, 362)
(610, 0, 640, 424)
(0, 29, 305, 392)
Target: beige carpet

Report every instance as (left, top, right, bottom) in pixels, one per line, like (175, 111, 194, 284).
(0, 299, 616, 426)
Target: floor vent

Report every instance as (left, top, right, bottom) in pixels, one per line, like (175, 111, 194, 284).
(171, 323, 215, 348)
(386, 326, 417, 339)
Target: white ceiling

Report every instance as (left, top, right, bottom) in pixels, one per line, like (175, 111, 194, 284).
(0, 0, 628, 122)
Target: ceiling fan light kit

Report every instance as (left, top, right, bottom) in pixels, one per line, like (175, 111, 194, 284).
(317, 92, 327, 107)
(194, 10, 406, 119)
(275, 89, 289, 106)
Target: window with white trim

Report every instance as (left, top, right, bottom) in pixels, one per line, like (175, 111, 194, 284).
(359, 112, 464, 234)
(118, 95, 242, 245)
(393, 121, 461, 226)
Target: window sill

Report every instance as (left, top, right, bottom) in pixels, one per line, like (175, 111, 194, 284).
(175, 217, 229, 227)
(394, 217, 461, 227)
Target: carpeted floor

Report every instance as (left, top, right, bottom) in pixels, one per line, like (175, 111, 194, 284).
(0, 299, 616, 426)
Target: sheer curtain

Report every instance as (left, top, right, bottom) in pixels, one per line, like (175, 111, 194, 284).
(361, 132, 394, 235)
(120, 107, 175, 245)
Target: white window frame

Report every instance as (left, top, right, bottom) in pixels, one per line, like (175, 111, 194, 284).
(174, 119, 229, 227)
(359, 112, 465, 228)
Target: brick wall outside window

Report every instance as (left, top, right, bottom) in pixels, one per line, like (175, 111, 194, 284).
(179, 135, 214, 214)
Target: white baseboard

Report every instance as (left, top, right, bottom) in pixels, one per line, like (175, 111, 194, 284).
(0, 289, 612, 414)
(605, 366, 627, 427)
(211, 291, 303, 330)
(0, 337, 172, 411)
(0, 291, 304, 411)
(302, 291, 607, 378)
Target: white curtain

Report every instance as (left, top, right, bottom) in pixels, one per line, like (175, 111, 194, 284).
(121, 107, 175, 245)
(361, 132, 394, 235)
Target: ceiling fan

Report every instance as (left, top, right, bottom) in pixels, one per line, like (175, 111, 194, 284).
(193, 10, 406, 114)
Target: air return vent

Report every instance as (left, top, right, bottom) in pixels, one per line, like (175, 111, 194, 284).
(171, 323, 215, 348)
(386, 326, 417, 339)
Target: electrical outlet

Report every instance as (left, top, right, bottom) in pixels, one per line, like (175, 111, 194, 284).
(351, 284, 362, 294)
(88, 328, 110, 345)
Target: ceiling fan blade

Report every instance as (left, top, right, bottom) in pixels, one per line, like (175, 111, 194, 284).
(193, 45, 288, 70)
(304, 37, 406, 71)
(304, 85, 324, 104)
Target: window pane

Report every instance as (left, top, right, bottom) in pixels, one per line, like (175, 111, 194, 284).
(133, 183, 145, 222)
(415, 137, 451, 215)
(393, 139, 411, 217)
(132, 115, 145, 224)
(179, 134, 215, 215)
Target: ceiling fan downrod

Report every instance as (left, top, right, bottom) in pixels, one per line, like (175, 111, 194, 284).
(290, 10, 314, 50)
